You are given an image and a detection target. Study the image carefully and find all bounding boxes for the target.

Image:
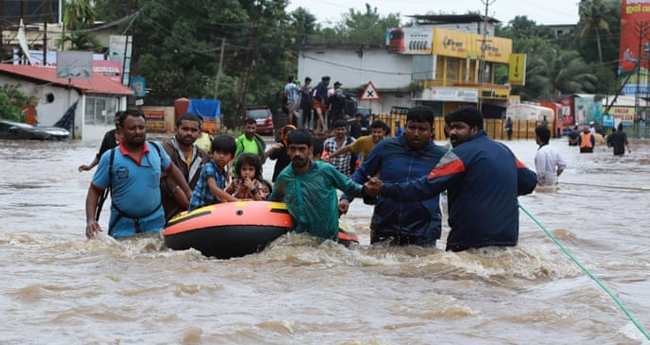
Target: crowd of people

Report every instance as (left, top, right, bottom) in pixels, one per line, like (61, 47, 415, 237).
(81, 98, 553, 254)
(279, 75, 357, 134)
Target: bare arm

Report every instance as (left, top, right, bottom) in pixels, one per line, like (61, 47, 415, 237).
(207, 176, 239, 202)
(78, 156, 99, 172)
(265, 143, 283, 158)
(166, 164, 192, 200)
(84, 186, 103, 238)
(327, 145, 352, 160)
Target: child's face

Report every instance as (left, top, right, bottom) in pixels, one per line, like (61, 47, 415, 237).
(212, 151, 233, 168)
(239, 163, 256, 180)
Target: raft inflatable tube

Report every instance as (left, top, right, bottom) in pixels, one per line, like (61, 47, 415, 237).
(164, 201, 359, 259)
(164, 201, 291, 259)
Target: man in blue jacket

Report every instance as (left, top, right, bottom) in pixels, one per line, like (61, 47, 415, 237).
(338, 106, 447, 247)
(364, 106, 537, 252)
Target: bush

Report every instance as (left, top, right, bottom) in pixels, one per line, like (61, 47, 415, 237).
(0, 84, 39, 123)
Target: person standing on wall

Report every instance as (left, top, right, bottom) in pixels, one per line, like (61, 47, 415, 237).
(300, 77, 313, 130)
(312, 76, 330, 133)
(284, 76, 301, 126)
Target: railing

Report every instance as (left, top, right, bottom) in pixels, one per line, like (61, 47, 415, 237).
(374, 114, 539, 141)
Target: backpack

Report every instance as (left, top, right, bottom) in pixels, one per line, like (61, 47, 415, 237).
(95, 142, 164, 234)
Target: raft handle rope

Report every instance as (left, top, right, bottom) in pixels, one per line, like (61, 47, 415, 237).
(519, 204, 650, 341)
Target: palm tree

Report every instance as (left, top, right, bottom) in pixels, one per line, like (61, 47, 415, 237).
(512, 37, 597, 100)
(580, 0, 611, 64)
(58, 0, 100, 51)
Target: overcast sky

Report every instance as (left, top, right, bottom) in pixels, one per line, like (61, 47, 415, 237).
(287, 0, 583, 26)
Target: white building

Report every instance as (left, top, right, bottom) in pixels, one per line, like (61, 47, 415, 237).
(0, 64, 133, 140)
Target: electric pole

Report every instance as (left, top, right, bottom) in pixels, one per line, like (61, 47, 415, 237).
(214, 38, 226, 100)
(633, 20, 650, 136)
(477, 0, 495, 111)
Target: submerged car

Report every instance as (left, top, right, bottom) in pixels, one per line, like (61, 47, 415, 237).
(245, 106, 274, 135)
(0, 120, 70, 140)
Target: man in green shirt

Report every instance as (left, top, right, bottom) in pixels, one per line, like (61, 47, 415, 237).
(268, 130, 369, 241)
(233, 118, 266, 175)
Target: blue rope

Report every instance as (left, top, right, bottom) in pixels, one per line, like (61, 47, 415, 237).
(519, 204, 650, 341)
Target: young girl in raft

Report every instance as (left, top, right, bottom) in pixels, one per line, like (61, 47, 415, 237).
(225, 153, 269, 201)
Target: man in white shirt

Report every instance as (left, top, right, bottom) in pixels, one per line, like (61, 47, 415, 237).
(534, 126, 566, 186)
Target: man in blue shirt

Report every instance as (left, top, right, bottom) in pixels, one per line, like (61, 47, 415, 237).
(85, 109, 192, 239)
(365, 106, 537, 252)
(339, 106, 447, 246)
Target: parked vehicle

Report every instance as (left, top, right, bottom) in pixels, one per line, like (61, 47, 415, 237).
(0, 120, 70, 140)
(245, 106, 273, 135)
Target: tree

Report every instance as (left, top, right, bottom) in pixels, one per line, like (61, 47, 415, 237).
(336, 4, 400, 45)
(290, 7, 318, 46)
(499, 16, 554, 40)
(57, 0, 103, 51)
(579, 0, 611, 64)
(117, 0, 294, 125)
(0, 84, 39, 122)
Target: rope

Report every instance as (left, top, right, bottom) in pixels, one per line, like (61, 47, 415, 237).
(519, 203, 650, 341)
(561, 181, 650, 192)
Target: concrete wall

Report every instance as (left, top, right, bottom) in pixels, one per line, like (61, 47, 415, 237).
(298, 47, 415, 112)
(298, 48, 412, 91)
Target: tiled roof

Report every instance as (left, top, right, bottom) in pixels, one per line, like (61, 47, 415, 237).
(0, 63, 134, 95)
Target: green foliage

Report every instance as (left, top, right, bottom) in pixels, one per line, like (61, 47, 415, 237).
(88, 0, 620, 109)
(0, 84, 38, 122)
(337, 4, 400, 45)
(578, 0, 613, 63)
(290, 7, 318, 46)
(499, 16, 555, 40)
(58, 0, 103, 51)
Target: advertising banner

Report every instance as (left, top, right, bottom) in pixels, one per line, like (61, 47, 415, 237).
(508, 53, 526, 85)
(618, 0, 650, 95)
(56, 51, 93, 79)
(131, 77, 146, 98)
(386, 28, 433, 54)
(609, 106, 636, 123)
(414, 87, 478, 102)
(431, 28, 511, 63)
(109, 35, 132, 85)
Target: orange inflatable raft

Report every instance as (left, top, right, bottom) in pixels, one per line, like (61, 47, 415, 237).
(164, 201, 359, 259)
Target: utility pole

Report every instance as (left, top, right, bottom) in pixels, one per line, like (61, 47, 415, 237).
(633, 20, 650, 137)
(214, 38, 226, 100)
(477, 0, 495, 111)
(43, 0, 55, 65)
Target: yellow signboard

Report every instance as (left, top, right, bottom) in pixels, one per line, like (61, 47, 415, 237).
(508, 53, 526, 85)
(432, 28, 512, 63)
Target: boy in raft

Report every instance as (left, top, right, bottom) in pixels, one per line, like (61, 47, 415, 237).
(225, 153, 269, 200)
(268, 129, 372, 241)
(188, 135, 238, 211)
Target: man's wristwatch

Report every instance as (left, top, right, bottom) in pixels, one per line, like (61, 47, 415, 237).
(251, 188, 258, 195)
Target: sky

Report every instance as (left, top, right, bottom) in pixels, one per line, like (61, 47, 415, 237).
(287, 0, 582, 26)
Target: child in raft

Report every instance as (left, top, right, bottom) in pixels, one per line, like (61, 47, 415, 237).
(225, 153, 269, 201)
(188, 135, 238, 211)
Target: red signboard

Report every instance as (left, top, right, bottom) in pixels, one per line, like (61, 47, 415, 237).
(618, 0, 650, 95)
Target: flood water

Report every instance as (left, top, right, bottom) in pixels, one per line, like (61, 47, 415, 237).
(1, 134, 650, 344)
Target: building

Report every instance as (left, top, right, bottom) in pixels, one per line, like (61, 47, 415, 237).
(297, 15, 514, 118)
(544, 24, 576, 37)
(0, 64, 133, 140)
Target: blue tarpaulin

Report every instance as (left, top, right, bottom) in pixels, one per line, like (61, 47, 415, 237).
(187, 99, 220, 119)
